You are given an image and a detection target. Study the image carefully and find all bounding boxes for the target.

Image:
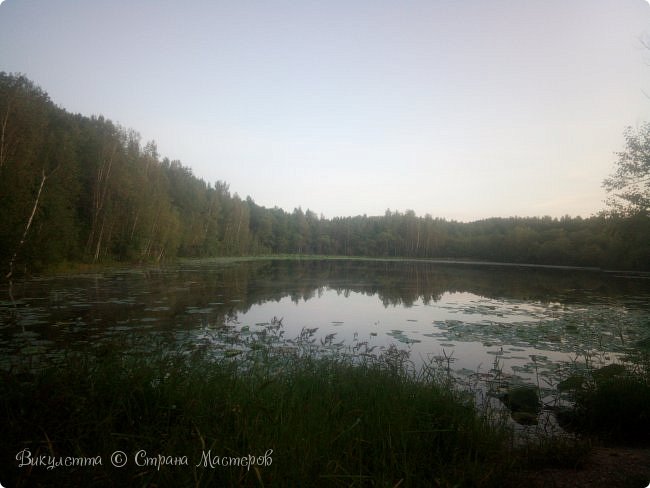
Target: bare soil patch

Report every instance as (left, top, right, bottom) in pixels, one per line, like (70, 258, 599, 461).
(509, 447, 650, 488)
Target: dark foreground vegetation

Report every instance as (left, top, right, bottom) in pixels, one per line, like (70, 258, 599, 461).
(556, 356, 650, 445)
(0, 343, 556, 487)
(2, 72, 650, 276)
(2, 335, 649, 487)
(2, 70, 650, 485)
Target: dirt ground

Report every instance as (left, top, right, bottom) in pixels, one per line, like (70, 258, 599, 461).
(509, 447, 650, 488)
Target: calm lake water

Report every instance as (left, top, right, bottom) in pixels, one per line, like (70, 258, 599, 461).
(3, 258, 650, 400)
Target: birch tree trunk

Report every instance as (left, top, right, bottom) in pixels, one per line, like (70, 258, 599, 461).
(0, 98, 12, 170)
(6, 168, 47, 279)
(86, 144, 116, 256)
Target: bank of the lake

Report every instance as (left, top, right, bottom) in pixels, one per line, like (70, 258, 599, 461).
(4, 339, 650, 488)
(3, 257, 650, 486)
(20, 253, 650, 280)
(0, 341, 588, 488)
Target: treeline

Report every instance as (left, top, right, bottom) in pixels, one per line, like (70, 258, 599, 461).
(1, 73, 649, 274)
(0, 73, 261, 274)
(256, 210, 650, 270)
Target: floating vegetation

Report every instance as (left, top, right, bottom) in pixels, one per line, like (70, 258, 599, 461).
(144, 306, 170, 312)
(386, 329, 421, 344)
(2, 258, 649, 440)
(186, 307, 213, 314)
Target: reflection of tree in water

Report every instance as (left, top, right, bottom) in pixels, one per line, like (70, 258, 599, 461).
(1, 259, 649, 366)
(201, 259, 650, 312)
(202, 259, 650, 360)
(80, 259, 645, 331)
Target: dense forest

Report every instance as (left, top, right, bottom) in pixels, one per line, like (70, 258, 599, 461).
(1, 73, 649, 274)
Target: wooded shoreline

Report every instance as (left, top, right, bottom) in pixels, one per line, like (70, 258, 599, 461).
(2, 73, 650, 278)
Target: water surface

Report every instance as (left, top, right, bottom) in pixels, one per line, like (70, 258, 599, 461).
(2, 258, 649, 395)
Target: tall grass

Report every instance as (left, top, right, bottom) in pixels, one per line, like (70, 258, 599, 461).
(9, 324, 646, 487)
(2, 340, 516, 487)
(6, 330, 648, 486)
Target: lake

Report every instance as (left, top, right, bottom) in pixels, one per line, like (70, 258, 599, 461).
(2, 258, 650, 414)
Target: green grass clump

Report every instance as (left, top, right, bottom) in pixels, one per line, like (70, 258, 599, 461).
(555, 361, 650, 445)
(1, 344, 515, 487)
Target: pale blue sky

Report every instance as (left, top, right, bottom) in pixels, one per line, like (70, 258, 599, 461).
(1, 0, 650, 220)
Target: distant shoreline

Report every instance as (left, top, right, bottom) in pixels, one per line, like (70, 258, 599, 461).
(9, 254, 650, 281)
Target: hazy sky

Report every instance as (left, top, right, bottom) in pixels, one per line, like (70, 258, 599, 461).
(2, 0, 650, 221)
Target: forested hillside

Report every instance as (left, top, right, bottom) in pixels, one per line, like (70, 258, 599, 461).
(1, 73, 649, 274)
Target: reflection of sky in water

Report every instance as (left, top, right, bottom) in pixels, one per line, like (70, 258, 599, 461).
(2, 260, 649, 396)
(232, 288, 637, 385)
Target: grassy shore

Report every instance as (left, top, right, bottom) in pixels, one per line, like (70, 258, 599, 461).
(0, 338, 563, 488)
(3, 257, 650, 486)
(35, 252, 635, 279)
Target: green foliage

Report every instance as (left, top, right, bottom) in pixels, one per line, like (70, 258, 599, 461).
(2, 73, 650, 274)
(0, 74, 260, 274)
(556, 362, 650, 445)
(1, 343, 515, 487)
(603, 124, 650, 216)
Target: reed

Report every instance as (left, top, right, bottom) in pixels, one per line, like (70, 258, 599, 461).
(2, 339, 515, 487)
